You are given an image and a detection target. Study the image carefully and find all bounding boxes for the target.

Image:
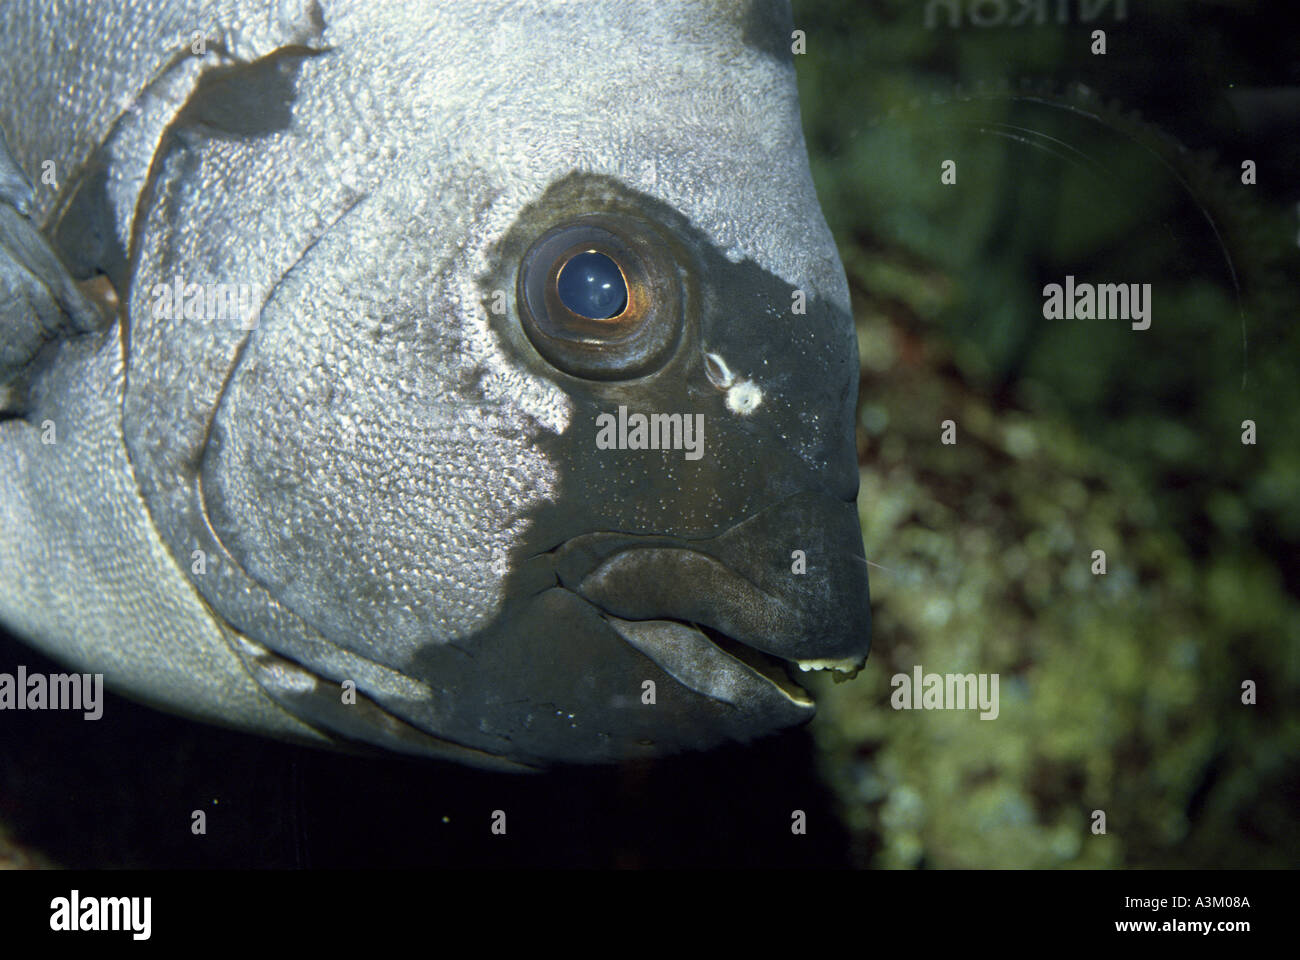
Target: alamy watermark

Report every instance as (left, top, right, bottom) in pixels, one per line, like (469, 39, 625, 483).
(0, 666, 103, 719)
(50, 891, 150, 940)
(891, 665, 1000, 719)
(595, 405, 705, 461)
(1043, 275, 1151, 330)
(150, 273, 263, 329)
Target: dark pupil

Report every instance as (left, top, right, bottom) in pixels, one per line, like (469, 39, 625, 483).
(556, 251, 628, 320)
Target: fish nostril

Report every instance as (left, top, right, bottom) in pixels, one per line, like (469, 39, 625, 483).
(703, 351, 734, 389)
(556, 250, 628, 319)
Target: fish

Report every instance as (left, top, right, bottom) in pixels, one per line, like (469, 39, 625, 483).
(0, 0, 870, 770)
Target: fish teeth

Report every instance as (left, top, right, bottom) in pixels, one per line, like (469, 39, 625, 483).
(796, 657, 862, 675)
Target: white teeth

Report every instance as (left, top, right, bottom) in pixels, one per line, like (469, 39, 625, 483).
(796, 657, 862, 674)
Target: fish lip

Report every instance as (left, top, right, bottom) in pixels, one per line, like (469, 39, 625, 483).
(551, 491, 872, 698)
(564, 543, 856, 659)
(554, 535, 871, 666)
(599, 613, 815, 713)
(690, 621, 816, 707)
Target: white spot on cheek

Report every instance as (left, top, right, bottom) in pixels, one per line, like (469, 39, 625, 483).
(704, 350, 762, 416)
(726, 380, 763, 416)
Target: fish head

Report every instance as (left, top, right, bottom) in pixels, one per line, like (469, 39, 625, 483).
(452, 172, 873, 764)
(121, 1, 869, 768)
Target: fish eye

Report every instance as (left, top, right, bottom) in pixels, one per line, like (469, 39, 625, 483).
(517, 216, 682, 380)
(556, 251, 628, 319)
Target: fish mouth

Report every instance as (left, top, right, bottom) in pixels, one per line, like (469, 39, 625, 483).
(598, 614, 815, 719)
(557, 491, 872, 714)
(697, 623, 818, 704)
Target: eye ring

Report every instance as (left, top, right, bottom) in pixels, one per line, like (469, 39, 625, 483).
(517, 215, 682, 380)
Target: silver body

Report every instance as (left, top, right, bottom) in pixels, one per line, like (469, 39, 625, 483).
(0, 0, 869, 769)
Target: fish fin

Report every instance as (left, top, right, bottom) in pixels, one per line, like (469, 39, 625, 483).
(0, 126, 108, 416)
(226, 629, 543, 774)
